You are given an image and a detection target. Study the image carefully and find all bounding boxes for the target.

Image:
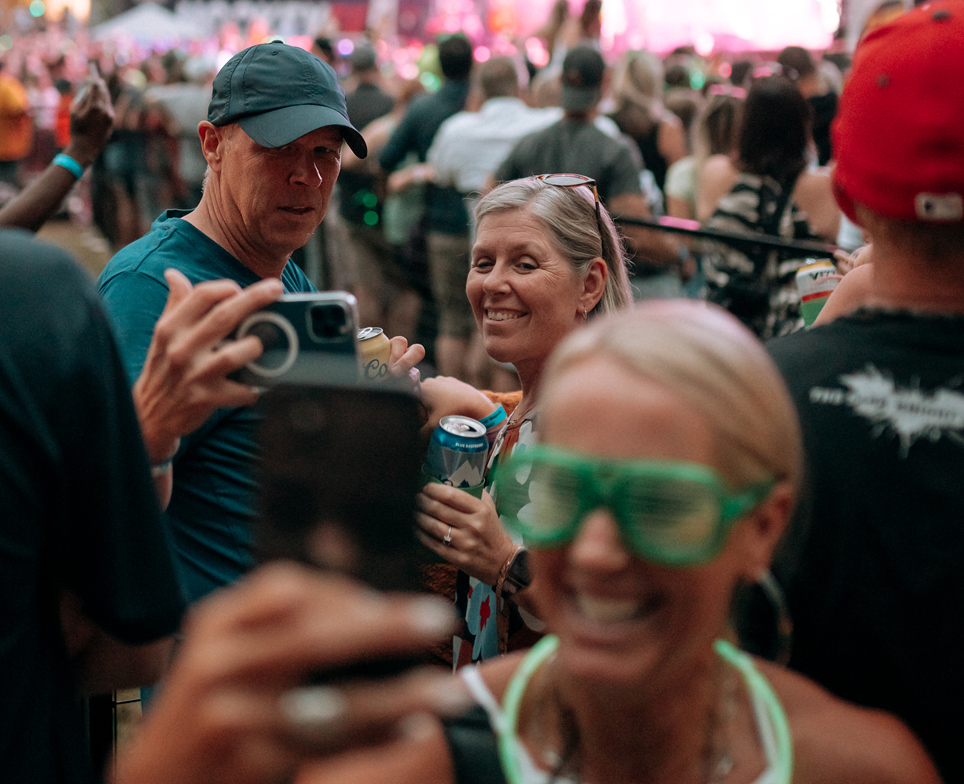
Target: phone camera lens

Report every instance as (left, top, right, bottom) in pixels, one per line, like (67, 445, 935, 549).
(310, 304, 347, 339)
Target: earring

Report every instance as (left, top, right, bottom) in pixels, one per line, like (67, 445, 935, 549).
(756, 569, 794, 666)
(582, 308, 589, 320)
(731, 568, 794, 666)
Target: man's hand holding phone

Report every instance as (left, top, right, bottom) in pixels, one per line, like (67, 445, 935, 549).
(133, 269, 283, 470)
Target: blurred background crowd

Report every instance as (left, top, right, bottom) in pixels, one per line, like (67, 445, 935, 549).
(0, 0, 915, 384)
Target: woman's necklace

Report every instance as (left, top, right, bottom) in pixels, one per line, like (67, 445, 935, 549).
(498, 636, 793, 784)
(706, 664, 737, 784)
(506, 398, 535, 427)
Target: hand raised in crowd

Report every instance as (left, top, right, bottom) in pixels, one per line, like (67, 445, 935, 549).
(416, 485, 516, 586)
(133, 269, 283, 469)
(0, 65, 117, 233)
(65, 66, 115, 168)
(113, 562, 469, 784)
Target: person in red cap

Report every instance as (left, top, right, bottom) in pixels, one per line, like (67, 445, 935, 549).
(765, 3, 964, 780)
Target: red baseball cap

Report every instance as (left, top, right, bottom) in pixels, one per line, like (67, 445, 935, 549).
(832, 0, 964, 224)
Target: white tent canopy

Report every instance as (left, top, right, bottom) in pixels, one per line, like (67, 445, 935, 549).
(92, 2, 203, 42)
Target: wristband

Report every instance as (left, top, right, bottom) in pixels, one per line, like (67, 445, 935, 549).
(52, 153, 85, 180)
(150, 460, 172, 478)
(149, 437, 180, 478)
(479, 405, 507, 431)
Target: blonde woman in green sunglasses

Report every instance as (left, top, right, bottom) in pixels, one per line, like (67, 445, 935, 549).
(302, 301, 937, 784)
(433, 300, 936, 784)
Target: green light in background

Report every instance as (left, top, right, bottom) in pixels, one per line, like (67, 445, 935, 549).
(361, 192, 378, 209)
(419, 72, 440, 92)
(29, 0, 46, 17)
(363, 211, 379, 226)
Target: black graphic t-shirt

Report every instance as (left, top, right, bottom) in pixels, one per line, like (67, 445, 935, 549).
(767, 308, 964, 783)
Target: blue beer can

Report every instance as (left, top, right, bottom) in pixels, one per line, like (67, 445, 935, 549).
(424, 415, 488, 489)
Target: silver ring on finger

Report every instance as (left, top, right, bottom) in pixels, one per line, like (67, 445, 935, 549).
(280, 685, 349, 739)
(443, 525, 453, 546)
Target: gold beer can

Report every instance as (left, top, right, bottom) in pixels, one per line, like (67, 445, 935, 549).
(358, 327, 392, 381)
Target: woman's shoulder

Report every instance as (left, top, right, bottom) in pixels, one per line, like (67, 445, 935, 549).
(791, 169, 834, 207)
(791, 169, 841, 241)
(755, 660, 941, 784)
(696, 155, 740, 221)
(701, 154, 739, 182)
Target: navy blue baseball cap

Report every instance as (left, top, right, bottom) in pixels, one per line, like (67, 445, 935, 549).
(208, 43, 367, 158)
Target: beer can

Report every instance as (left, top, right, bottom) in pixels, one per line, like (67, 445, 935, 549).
(424, 415, 488, 490)
(358, 327, 392, 381)
(796, 259, 842, 327)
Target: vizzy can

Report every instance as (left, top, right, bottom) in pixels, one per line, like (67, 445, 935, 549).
(424, 415, 488, 489)
(796, 259, 842, 327)
(357, 326, 392, 381)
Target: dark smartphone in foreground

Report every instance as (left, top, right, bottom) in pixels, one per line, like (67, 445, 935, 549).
(255, 382, 426, 680)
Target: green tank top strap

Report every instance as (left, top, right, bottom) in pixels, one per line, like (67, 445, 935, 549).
(713, 638, 794, 784)
(498, 634, 560, 784)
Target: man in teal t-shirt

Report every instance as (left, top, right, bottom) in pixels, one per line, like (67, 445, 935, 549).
(99, 43, 420, 603)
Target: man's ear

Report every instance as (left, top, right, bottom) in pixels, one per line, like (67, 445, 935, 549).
(197, 121, 225, 170)
(581, 257, 608, 314)
(737, 480, 795, 582)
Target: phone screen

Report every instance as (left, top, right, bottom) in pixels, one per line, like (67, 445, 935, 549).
(255, 383, 427, 682)
(254, 382, 424, 594)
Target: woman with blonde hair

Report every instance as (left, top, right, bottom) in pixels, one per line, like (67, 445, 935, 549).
(417, 174, 632, 667)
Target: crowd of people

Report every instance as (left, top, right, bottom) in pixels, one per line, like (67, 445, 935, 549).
(3, 0, 964, 783)
(0, 3, 856, 375)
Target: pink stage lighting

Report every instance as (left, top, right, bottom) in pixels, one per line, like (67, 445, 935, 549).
(513, 0, 840, 53)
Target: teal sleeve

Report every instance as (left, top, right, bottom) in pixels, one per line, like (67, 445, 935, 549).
(98, 270, 170, 387)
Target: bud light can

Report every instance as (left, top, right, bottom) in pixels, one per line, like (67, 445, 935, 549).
(424, 415, 488, 490)
(796, 259, 842, 327)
